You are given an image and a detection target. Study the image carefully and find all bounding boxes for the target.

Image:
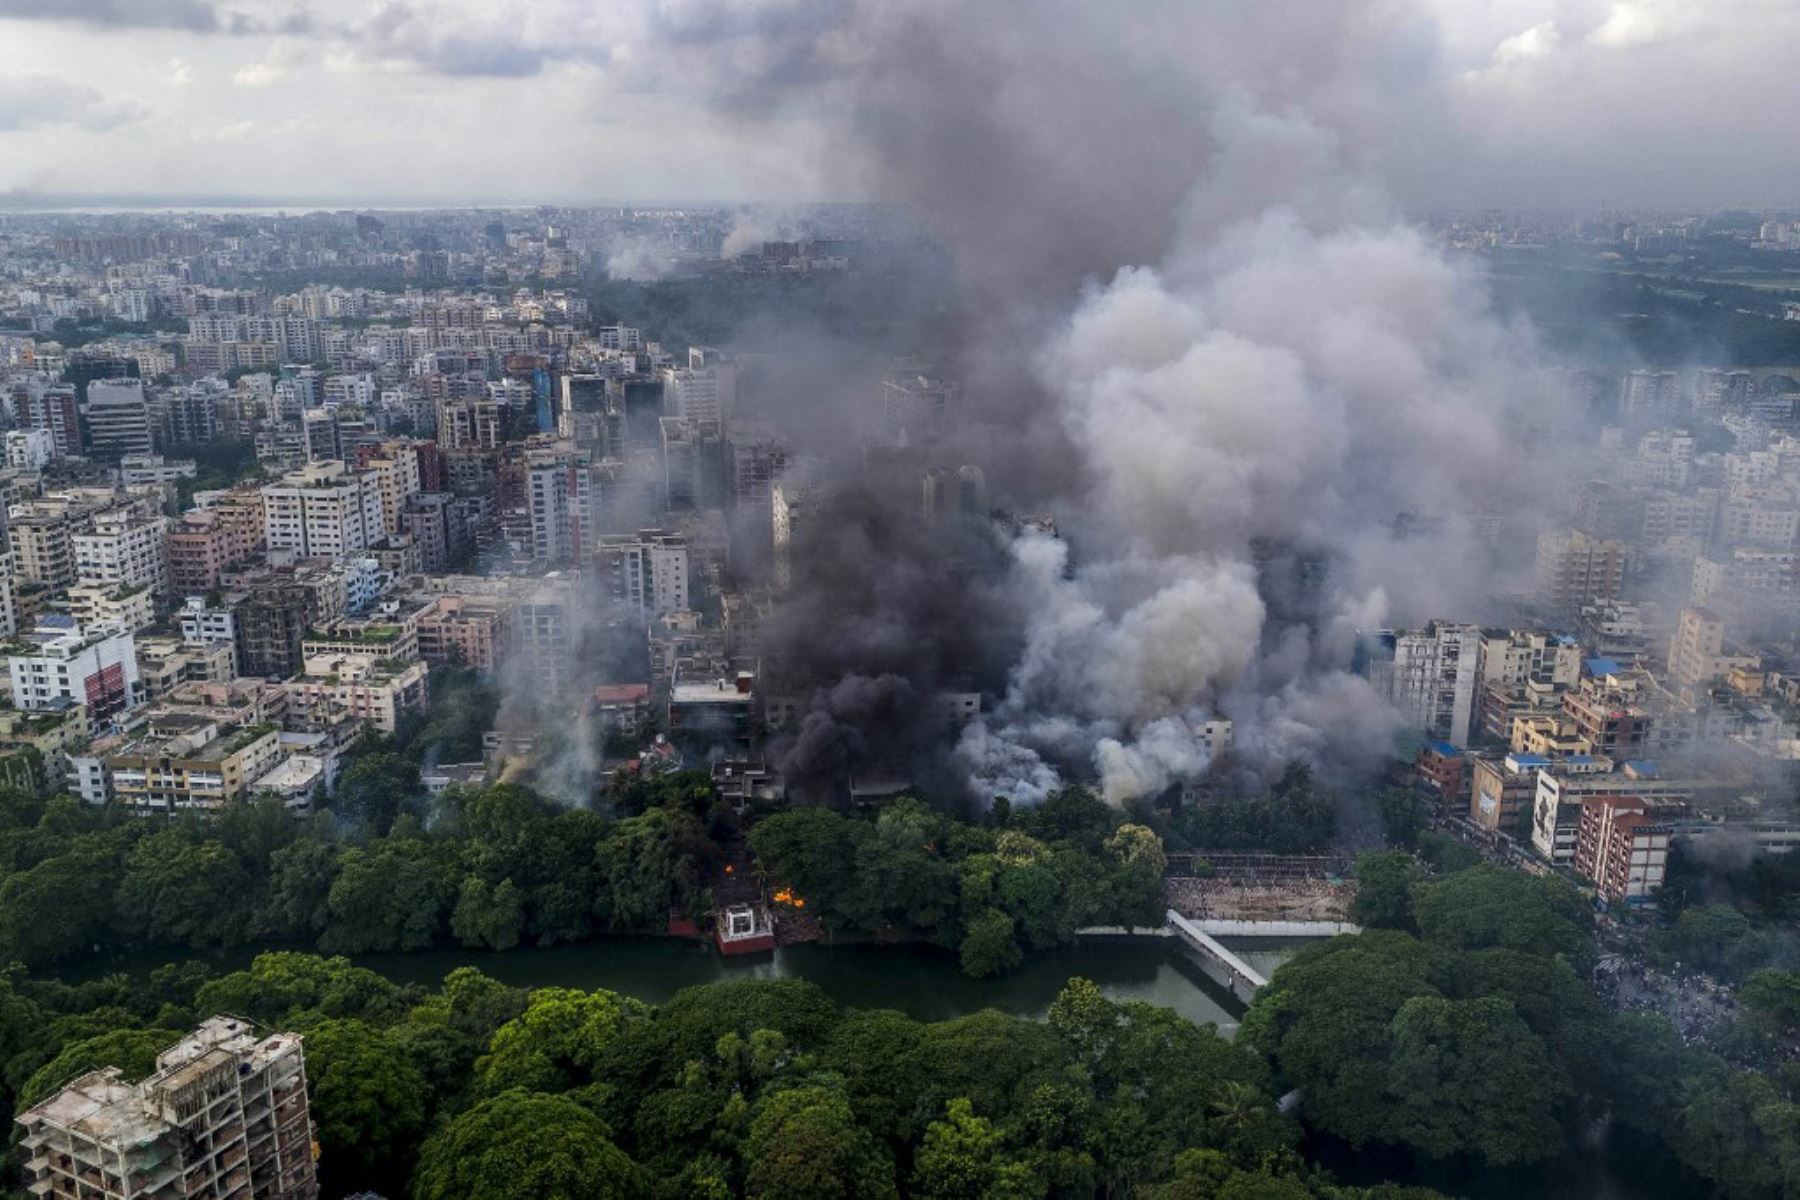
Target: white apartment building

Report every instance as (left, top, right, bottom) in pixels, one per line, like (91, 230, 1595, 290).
(261, 460, 386, 559)
(1360, 621, 1483, 748)
(6, 616, 143, 722)
(322, 373, 376, 409)
(596, 529, 689, 616)
(597, 323, 641, 351)
(4, 428, 52, 470)
(179, 595, 239, 649)
(771, 483, 817, 592)
(1691, 548, 1799, 622)
(363, 452, 422, 535)
(66, 583, 156, 635)
(1476, 630, 1583, 694)
(526, 441, 593, 564)
(661, 365, 733, 425)
(72, 509, 171, 601)
(118, 453, 197, 489)
(284, 654, 428, 734)
(1720, 484, 1800, 548)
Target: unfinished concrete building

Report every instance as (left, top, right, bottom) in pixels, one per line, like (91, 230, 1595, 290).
(16, 1017, 317, 1199)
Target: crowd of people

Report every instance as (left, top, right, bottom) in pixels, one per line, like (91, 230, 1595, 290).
(1593, 954, 1740, 1045)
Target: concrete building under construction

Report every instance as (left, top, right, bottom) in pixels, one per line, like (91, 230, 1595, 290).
(16, 1017, 317, 1199)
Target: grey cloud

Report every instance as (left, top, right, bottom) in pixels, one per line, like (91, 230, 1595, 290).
(0, 76, 145, 132)
(0, 0, 306, 34)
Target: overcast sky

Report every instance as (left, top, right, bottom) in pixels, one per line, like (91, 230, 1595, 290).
(0, 0, 1796, 210)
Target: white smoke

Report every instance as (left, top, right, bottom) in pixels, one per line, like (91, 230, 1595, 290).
(958, 103, 1548, 806)
(605, 235, 675, 280)
(720, 206, 802, 260)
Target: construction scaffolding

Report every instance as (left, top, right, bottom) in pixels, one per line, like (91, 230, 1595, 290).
(1166, 851, 1350, 880)
(1164, 871, 1354, 924)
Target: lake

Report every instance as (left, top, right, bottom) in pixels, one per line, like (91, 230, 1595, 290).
(354, 934, 1266, 1028)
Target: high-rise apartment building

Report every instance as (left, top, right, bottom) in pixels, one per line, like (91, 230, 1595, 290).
(597, 529, 690, 616)
(400, 492, 466, 574)
(1475, 629, 1583, 695)
(660, 418, 726, 511)
(84, 379, 156, 463)
(11, 381, 81, 458)
(6, 615, 142, 721)
(1357, 621, 1483, 747)
(772, 483, 817, 592)
(73, 509, 171, 601)
(260, 461, 386, 559)
(10, 511, 74, 592)
(168, 510, 252, 595)
(16, 1017, 318, 1199)
(435, 397, 503, 450)
(1617, 369, 1681, 419)
(1535, 528, 1627, 615)
(661, 364, 733, 425)
(524, 439, 592, 564)
(1666, 606, 1760, 702)
(1574, 795, 1673, 904)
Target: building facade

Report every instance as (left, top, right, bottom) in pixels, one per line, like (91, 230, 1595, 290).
(16, 1017, 318, 1199)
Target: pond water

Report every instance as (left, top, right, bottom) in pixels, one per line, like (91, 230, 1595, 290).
(352, 934, 1265, 1028)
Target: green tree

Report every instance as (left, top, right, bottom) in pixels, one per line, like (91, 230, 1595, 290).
(0, 835, 125, 965)
(1238, 932, 1441, 1148)
(960, 908, 1023, 978)
(303, 1018, 431, 1192)
(475, 987, 644, 1097)
(260, 834, 341, 938)
(193, 951, 407, 1027)
(1741, 968, 1800, 1031)
(1410, 865, 1587, 957)
(914, 1097, 1043, 1199)
(819, 1008, 930, 1138)
(1103, 824, 1168, 927)
(1350, 851, 1423, 930)
(1673, 1067, 1800, 1198)
(332, 751, 426, 834)
(1668, 906, 1753, 976)
(451, 876, 526, 950)
(412, 1089, 648, 1200)
(595, 807, 714, 931)
(115, 829, 252, 947)
(1376, 788, 1429, 849)
(749, 807, 864, 921)
(320, 838, 453, 953)
(745, 1082, 899, 1200)
(909, 1010, 1070, 1124)
(1383, 995, 1570, 1165)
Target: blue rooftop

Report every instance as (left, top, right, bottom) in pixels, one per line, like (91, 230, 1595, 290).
(1586, 657, 1622, 677)
(1510, 753, 1551, 768)
(1428, 741, 1462, 757)
(1625, 760, 1659, 777)
(36, 614, 77, 629)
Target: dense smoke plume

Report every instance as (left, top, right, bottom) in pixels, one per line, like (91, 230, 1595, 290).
(674, 0, 1576, 808)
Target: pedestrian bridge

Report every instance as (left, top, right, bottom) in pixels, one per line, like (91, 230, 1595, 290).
(1165, 909, 1268, 1003)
